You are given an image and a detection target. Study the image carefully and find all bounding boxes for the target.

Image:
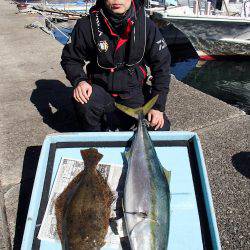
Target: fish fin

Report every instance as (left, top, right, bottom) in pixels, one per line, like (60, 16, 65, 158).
(115, 103, 141, 119)
(129, 219, 159, 244)
(109, 217, 127, 237)
(55, 171, 84, 241)
(130, 220, 150, 237)
(115, 95, 159, 119)
(123, 150, 131, 162)
(142, 95, 159, 115)
(80, 148, 103, 169)
(163, 168, 171, 184)
(122, 199, 125, 215)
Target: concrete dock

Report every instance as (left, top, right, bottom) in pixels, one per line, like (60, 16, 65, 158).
(0, 0, 249, 249)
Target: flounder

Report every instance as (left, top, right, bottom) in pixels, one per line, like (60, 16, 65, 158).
(55, 148, 113, 250)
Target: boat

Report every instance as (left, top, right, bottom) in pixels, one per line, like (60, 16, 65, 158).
(16, 0, 42, 13)
(150, 0, 250, 60)
(33, 0, 95, 14)
(16, 0, 95, 15)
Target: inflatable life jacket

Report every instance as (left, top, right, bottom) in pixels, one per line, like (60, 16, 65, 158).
(89, 7, 146, 71)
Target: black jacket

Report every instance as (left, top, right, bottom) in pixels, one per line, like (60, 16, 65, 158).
(61, 8, 171, 111)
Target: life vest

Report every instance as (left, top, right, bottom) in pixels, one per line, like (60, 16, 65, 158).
(89, 7, 146, 71)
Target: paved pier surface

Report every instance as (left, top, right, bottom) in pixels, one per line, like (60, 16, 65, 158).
(0, 0, 249, 249)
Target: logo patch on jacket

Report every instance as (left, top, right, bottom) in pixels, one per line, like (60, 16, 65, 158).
(97, 40, 109, 53)
(156, 39, 167, 51)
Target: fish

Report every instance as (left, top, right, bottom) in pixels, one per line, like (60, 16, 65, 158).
(55, 148, 113, 250)
(115, 96, 171, 250)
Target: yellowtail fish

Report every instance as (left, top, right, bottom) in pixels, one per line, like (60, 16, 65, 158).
(116, 96, 171, 250)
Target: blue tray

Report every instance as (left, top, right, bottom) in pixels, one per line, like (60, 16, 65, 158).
(21, 132, 221, 250)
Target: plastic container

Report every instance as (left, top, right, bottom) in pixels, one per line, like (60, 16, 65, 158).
(21, 131, 221, 250)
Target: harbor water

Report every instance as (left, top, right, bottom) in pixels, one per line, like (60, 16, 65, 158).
(171, 57, 250, 114)
(53, 27, 250, 115)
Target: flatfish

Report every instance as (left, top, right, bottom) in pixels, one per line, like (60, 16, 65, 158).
(55, 148, 113, 250)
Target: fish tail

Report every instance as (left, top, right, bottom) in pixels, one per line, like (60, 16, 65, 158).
(80, 148, 103, 169)
(115, 95, 159, 120)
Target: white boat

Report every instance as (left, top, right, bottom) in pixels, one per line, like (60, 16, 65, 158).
(150, 0, 250, 59)
(16, 0, 95, 15)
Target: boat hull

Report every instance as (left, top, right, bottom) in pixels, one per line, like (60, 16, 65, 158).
(153, 13, 250, 59)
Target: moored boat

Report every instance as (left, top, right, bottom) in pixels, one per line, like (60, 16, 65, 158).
(150, 1, 250, 60)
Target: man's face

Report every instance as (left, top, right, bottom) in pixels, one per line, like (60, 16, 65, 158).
(105, 0, 132, 14)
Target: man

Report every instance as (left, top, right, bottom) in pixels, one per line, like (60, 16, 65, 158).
(61, 0, 171, 131)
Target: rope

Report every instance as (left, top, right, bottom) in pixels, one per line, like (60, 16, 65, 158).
(34, 10, 70, 40)
(44, 16, 70, 39)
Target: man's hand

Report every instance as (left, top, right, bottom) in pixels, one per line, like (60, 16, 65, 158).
(147, 109, 164, 130)
(73, 81, 92, 104)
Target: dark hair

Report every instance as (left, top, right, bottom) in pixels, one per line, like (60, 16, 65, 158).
(95, 0, 104, 8)
(95, 0, 145, 8)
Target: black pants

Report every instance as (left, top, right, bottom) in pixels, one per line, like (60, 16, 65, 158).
(73, 84, 170, 132)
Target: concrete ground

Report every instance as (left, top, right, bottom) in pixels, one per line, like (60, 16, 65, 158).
(0, 0, 249, 249)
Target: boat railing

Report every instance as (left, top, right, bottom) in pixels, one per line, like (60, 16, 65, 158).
(147, 0, 250, 17)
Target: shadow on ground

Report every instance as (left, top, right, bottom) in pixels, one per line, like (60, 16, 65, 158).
(13, 146, 42, 250)
(30, 79, 80, 132)
(232, 151, 250, 178)
(13, 80, 82, 248)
